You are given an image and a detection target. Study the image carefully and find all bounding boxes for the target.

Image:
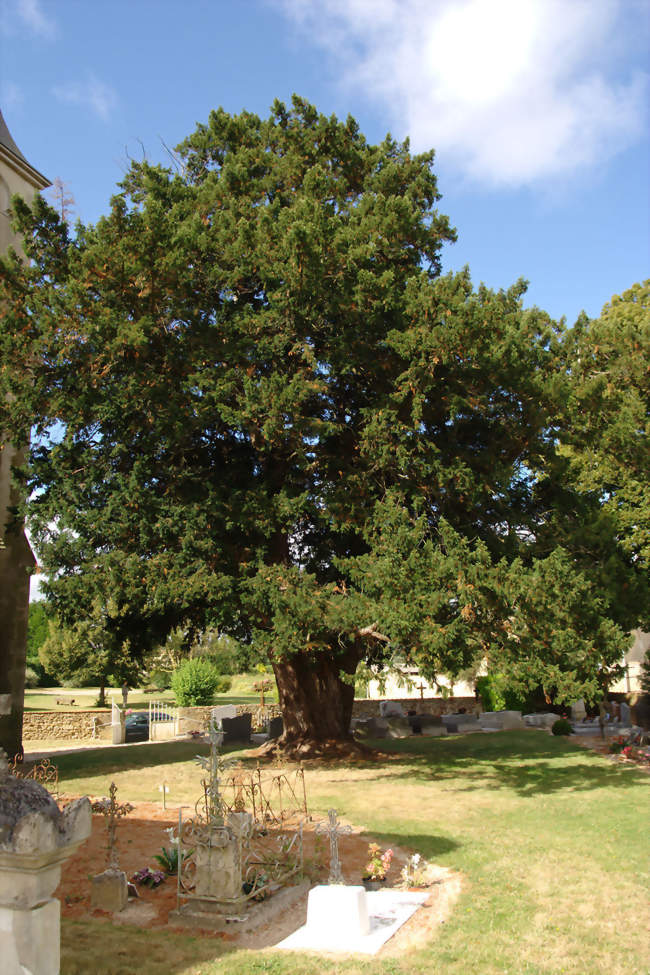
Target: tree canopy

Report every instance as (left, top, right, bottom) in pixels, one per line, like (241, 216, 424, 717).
(0, 97, 644, 755)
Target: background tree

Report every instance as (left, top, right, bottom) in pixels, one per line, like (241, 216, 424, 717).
(39, 599, 141, 706)
(0, 98, 640, 755)
(559, 281, 649, 592)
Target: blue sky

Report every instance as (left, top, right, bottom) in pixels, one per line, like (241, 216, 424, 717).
(1, 0, 648, 326)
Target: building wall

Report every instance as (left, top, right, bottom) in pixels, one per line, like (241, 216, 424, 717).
(366, 667, 477, 701)
(0, 134, 48, 759)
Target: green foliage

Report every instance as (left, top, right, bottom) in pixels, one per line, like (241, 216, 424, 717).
(475, 675, 506, 712)
(39, 609, 140, 699)
(152, 845, 192, 875)
(640, 649, 650, 696)
(26, 601, 56, 685)
(213, 675, 232, 694)
(148, 669, 172, 691)
(26, 601, 50, 663)
(170, 658, 221, 706)
(552, 718, 573, 736)
(555, 281, 650, 630)
(190, 628, 252, 675)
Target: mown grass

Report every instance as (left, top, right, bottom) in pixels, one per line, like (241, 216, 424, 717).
(24, 673, 276, 713)
(58, 731, 649, 975)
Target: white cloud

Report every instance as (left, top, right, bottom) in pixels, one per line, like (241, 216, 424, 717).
(276, 0, 649, 187)
(52, 76, 118, 122)
(15, 0, 55, 37)
(0, 80, 25, 113)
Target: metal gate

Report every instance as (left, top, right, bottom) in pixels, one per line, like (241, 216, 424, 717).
(148, 700, 179, 740)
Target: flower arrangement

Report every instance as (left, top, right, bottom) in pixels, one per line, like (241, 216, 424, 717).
(608, 728, 650, 765)
(400, 852, 431, 888)
(363, 843, 393, 881)
(130, 867, 166, 888)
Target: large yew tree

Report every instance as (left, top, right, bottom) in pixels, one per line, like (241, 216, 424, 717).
(1, 98, 640, 755)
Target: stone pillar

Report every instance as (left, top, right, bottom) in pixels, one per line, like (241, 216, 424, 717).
(0, 749, 92, 975)
(111, 701, 125, 745)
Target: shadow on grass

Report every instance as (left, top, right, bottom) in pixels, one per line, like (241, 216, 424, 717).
(53, 740, 251, 782)
(319, 732, 647, 798)
(61, 919, 233, 975)
(50, 731, 646, 799)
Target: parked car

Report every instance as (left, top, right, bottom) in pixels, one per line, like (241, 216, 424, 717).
(124, 712, 149, 742)
(124, 709, 175, 742)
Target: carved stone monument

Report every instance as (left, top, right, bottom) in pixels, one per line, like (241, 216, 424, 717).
(0, 110, 50, 760)
(0, 748, 91, 975)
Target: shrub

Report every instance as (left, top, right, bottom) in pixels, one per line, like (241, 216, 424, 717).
(23, 666, 41, 688)
(552, 718, 573, 736)
(171, 658, 221, 706)
(214, 675, 232, 694)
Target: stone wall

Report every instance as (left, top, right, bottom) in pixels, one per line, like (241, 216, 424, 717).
(178, 703, 282, 734)
(22, 710, 111, 740)
(23, 697, 479, 741)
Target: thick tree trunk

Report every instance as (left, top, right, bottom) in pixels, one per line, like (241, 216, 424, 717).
(268, 647, 365, 759)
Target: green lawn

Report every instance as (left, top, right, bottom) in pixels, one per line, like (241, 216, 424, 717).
(54, 730, 649, 975)
(23, 673, 275, 712)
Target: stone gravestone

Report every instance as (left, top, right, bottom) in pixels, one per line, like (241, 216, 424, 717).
(619, 701, 631, 725)
(0, 748, 91, 975)
(352, 716, 389, 739)
(211, 704, 238, 723)
(571, 699, 587, 722)
(379, 700, 405, 718)
(385, 716, 412, 738)
(267, 715, 283, 739)
(220, 713, 252, 745)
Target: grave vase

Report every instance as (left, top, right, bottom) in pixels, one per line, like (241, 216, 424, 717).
(362, 877, 386, 891)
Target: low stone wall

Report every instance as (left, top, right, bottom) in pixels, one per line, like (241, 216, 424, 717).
(23, 709, 111, 740)
(178, 703, 282, 734)
(23, 697, 479, 741)
(352, 697, 479, 719)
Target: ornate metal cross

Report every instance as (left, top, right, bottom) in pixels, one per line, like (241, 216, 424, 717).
(91, 781, 133, 869)
(195, 724, 232, 824)
(316, 808, 352, 885)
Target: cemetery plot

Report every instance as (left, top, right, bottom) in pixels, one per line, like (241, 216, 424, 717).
(52, 800, 460, 952)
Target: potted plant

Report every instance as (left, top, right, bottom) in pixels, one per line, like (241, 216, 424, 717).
(362, 843, 393, 890)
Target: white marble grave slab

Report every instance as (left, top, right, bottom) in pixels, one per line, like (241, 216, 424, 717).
(275, 886, 429, 955)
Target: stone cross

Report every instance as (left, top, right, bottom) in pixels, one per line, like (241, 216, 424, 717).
(316, 808, 352, 885)
(91, 781, 133, 868)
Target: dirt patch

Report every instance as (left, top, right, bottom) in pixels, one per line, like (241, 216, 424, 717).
(55, 799, 462, 954)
